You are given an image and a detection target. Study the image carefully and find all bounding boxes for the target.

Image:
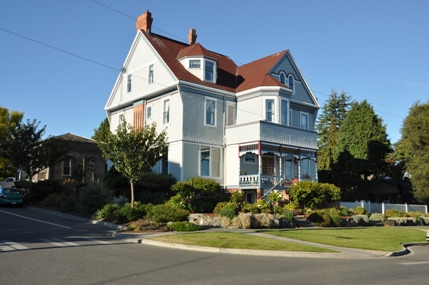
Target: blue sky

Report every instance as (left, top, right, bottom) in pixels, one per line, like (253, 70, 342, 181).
(1, 0, 428, 144)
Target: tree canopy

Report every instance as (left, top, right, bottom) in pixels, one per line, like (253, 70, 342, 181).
(0, 107, 24, 179)
(397, 100, 429, 202)
(316, 89, 351, 171)
(0, 118, 70, 180)
(93, 117, 169, 207)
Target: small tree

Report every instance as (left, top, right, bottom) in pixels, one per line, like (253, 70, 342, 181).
(93, 117, 168, 208)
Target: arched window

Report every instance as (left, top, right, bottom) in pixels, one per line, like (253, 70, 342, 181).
(279, 72, 286, 84)
(288, 74, 294, 92)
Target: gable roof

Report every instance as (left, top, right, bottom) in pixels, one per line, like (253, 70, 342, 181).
(236, 50, 288, 93)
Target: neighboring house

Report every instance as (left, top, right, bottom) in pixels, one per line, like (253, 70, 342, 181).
(105, 11, 320, 202)
(33, 133, 106, 184)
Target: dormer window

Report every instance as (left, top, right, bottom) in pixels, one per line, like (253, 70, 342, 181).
(189, 60, 201, 68)
(204, 60, 215, 82)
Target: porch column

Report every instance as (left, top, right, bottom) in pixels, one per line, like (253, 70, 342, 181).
(258, 141, 262, 188)
(238, 148, 241, 187)
(315, 161, 318, 182)
(279, 156, 283, 183)
(298, 159, 301, 182)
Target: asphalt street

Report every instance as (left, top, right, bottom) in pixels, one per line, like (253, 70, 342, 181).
(1, 206, 429, 285)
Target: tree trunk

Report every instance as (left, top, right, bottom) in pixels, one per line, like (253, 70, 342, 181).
(130, 181, 135, 208)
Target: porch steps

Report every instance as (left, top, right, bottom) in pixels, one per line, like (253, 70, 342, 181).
(293, 216, 315, 228)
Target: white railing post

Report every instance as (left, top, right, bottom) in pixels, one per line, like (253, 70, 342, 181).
(405, 203, 408, 213)
(426, 205, 428, 215)
(382, 202, 385, 215)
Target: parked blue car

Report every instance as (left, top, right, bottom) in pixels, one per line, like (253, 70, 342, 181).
(0, 188, 23, 206)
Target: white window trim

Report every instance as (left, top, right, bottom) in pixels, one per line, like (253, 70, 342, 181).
(226, 102, 236, 126)
(146, 105, 152, 120)
(198, 145, 222, 178)
(264, 98, 276, 123)
(63, 159, 71, 177)
(281, 98, 289, 126)
(203, 59, 216, 83)
(189, 59, 201, 68)
(300, 111, 309, 130)
(204, 97, 217, 127)
(148, 64, 154, 85)
(127, 74, 132, 93)
(162, 98, 170, 125)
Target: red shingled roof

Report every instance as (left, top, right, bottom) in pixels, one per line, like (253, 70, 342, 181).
(141, 30, 287, 93)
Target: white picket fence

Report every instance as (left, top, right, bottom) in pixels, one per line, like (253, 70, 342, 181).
(340, 200, 428, 215)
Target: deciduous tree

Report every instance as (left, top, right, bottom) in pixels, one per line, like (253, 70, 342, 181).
(0, 119, 70, 180)
(0, 107, 24, 179)
(93, 117, 168, 207)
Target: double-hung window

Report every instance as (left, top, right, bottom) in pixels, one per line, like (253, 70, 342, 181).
(63, 158, 71, 176)
(265, 99, 275, 122)
(301, 112, 309, 129)
(146, 106, 152, 119)
(227, 104, 236, 126)
(205, 98, 216, 126)
(127, 74, 132, 92)
(163, 99, 170, 124)
(281, 99, 288, 125)
(148, 64, 154, 84)
(200, 145, 221, 177)
(204, 60, 215, 82)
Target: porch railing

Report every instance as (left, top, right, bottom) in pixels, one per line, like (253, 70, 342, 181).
(239, 174, 286, 189)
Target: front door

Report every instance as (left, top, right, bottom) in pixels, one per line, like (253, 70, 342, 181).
(262, 156, 274, 175)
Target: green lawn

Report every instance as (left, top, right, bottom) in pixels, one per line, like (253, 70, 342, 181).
(150, 232, 337, 252)
(263, 227, 428, 251)
(150, 227, 428, 252)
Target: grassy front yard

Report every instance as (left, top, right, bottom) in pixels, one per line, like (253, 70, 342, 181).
(150, 227, 428, 252)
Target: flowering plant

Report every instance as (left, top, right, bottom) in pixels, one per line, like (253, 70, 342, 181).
(267, 190, 283, 203)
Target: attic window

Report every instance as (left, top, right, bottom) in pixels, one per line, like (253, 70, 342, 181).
(288, 75, 294, 92)
(204, 60, 215, 82)
(189, 60, 200, 68)
(279, 72, 286, 84)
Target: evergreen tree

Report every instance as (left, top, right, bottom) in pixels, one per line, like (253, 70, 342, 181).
(316, 89, 351, 172)
(335, 100, 391, 184)
(397, 100, 429, 202)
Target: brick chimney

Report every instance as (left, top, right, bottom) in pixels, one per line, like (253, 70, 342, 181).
(136, 10, 153, 33)
(188, 28, 197, 45)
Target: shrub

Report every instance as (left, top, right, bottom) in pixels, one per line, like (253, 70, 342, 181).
(213, 202, 238, 215)
(339, 206, 349, 216)
(280, 210, 294, 223)
(354, 206, 367, 215)
(329, 214, 342, 227)
(290, 181, 340, 210)
(170, 177, 228, 213)
(60, 195, 78, 212)
(149, 204, 190, 223)
(169, 221, 204, 231)
(369, 213, 385, 222)
(78, 181, 113, 215)
(352, 215, 369, 225)
(25, 180, 65, 204)
(42, 193, 64, 208)
(385, 209, 400, 217)
(307, 210, 331, 227)
(218, 208, 236, 219)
